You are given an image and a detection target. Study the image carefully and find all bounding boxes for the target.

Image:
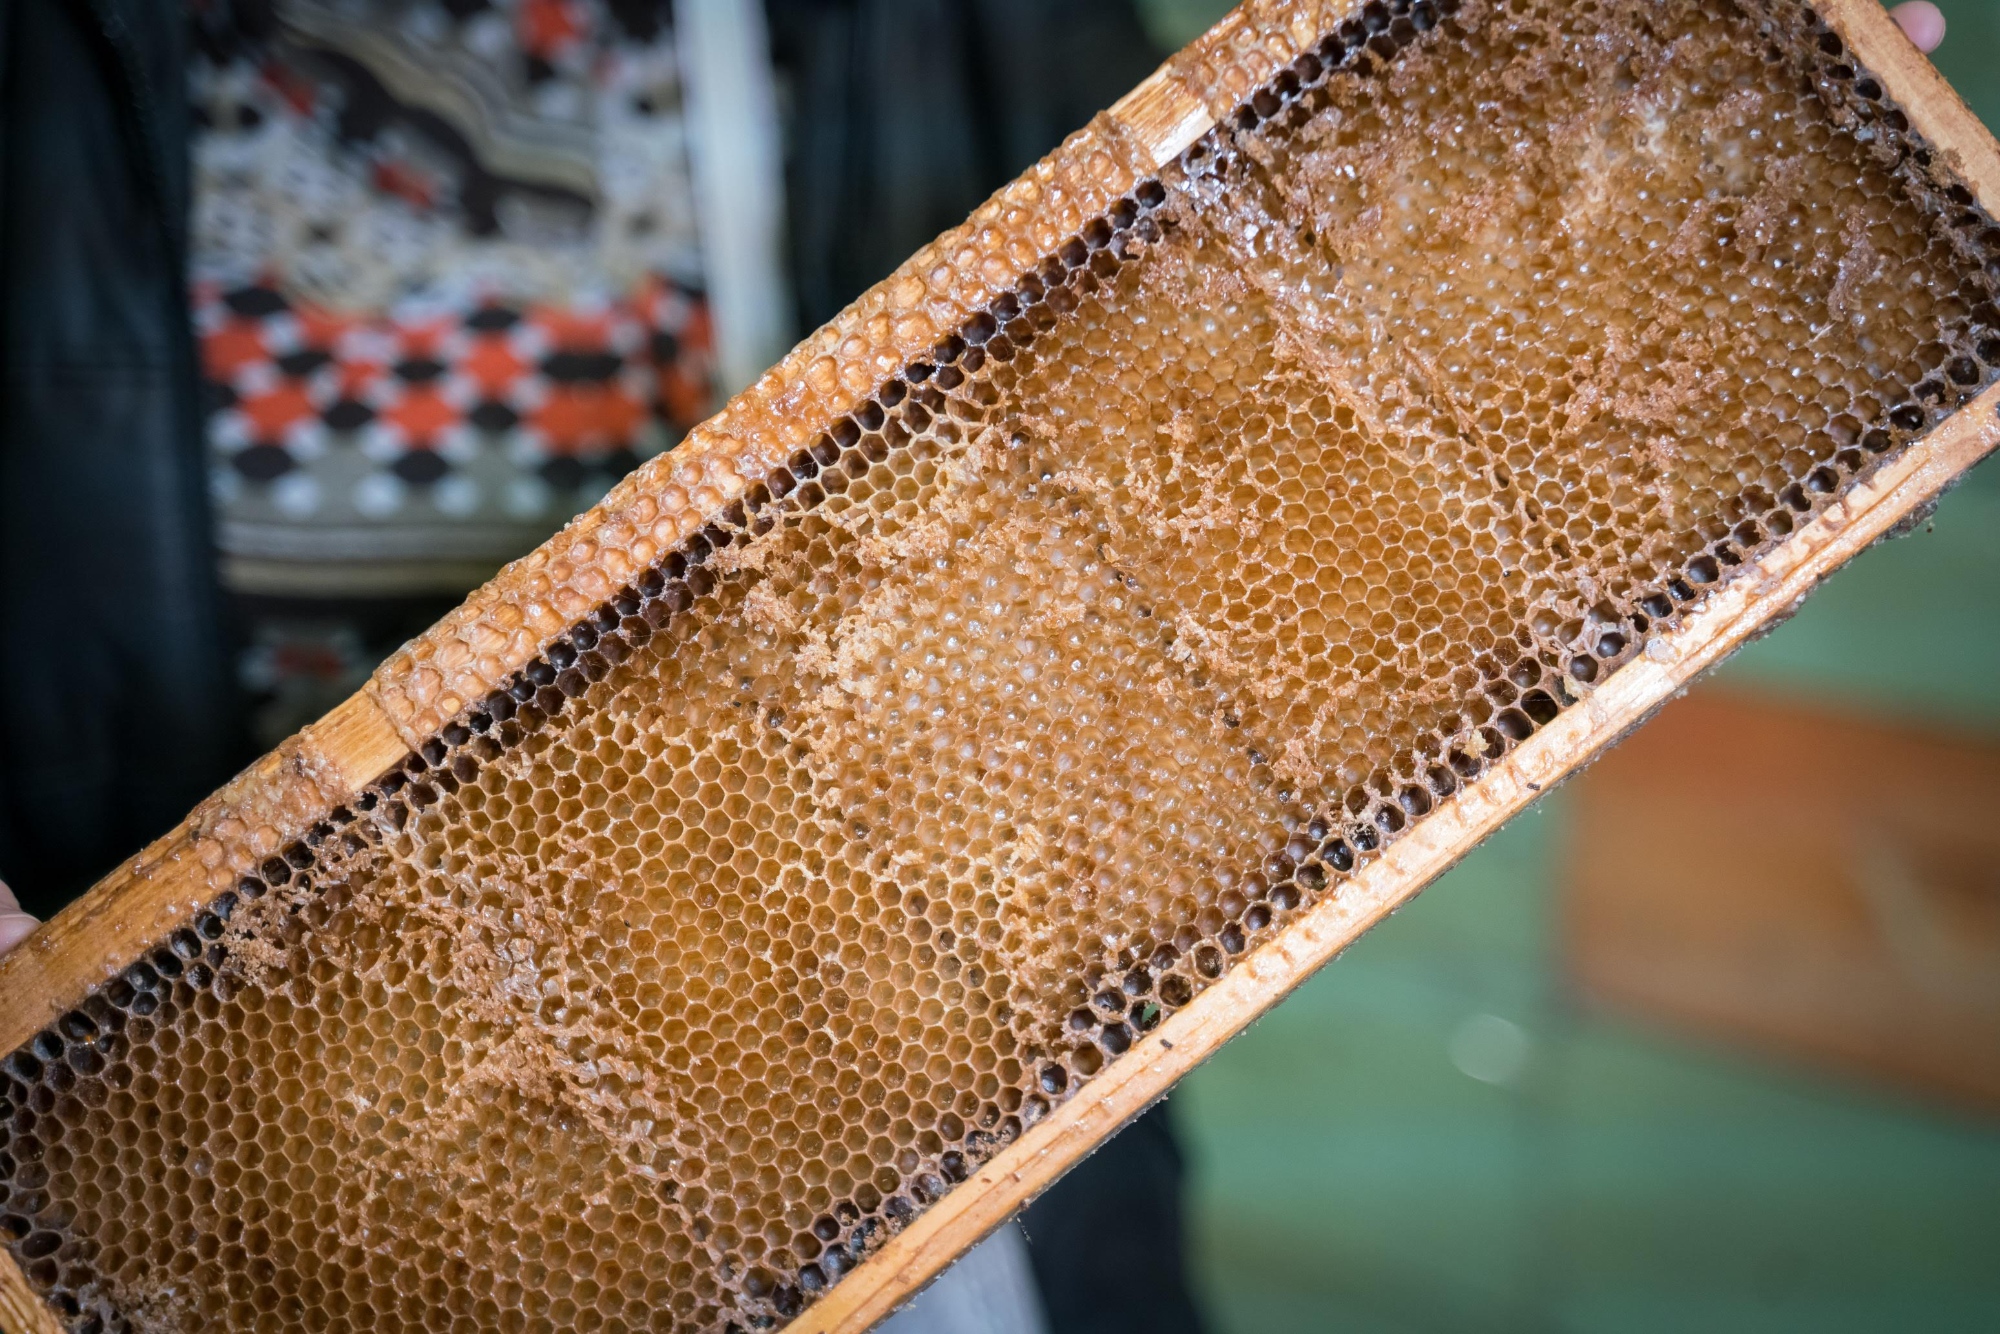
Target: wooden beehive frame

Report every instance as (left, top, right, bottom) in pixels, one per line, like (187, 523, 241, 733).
(2, 1, 1998, 1329)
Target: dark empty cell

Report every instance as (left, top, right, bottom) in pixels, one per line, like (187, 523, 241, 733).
(469, 399, 521, 432)
(394, 357, 447, 383)
(224, 284, 288, 318)
(1521, 690, 1561, 726)
(542, 350, 625, 382)
(392, 451, 451, 485)
(275, 349, 332, 378)
(541, 456, 588, 490)
(232, 444, 296, 482)
(322, 398, 375, 431)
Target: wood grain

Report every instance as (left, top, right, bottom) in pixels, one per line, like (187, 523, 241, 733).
(0, 692, 407, 1062)
(0, 1253, 62, 1334)
(1107, 64, 1216, 168)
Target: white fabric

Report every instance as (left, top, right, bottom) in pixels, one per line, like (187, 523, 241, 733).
(675, 0, 794, 393)
(875, 1224, 1051, 1334)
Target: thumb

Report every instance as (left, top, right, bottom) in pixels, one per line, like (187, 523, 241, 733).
(1889, 1, 1946, 53)
(0, 878, 38, 958)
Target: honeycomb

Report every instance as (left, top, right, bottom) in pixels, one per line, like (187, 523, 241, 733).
(5, 0, 1999, 1330)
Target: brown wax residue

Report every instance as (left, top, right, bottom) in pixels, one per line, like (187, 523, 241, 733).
(1829, 210, 1889, 323)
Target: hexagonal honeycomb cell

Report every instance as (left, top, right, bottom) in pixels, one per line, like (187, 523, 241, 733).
(4, 0, 1998, 1330)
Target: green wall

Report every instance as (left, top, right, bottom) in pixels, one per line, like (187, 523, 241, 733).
(1153, 4, 2000, 1328)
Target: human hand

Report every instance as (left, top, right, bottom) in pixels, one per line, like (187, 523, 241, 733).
(1890, 1, 1945, 54)
(0, 879, 38, 958)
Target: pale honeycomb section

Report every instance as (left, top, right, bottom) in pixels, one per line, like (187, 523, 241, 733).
(5, 0, 2000, 1331)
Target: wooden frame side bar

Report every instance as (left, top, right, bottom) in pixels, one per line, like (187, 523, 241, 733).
(0, 694, 406, 1065)
(1817, 0, 2000, 207)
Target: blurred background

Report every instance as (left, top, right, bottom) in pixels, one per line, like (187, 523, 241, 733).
(2, 0, 1996, 1331)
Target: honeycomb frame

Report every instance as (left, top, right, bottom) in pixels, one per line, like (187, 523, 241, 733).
(2, 0, 1999, 1330)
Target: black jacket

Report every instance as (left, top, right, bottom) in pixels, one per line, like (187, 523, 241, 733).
(0, 0, 239, 917)
(768, 0, 1166, 333)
